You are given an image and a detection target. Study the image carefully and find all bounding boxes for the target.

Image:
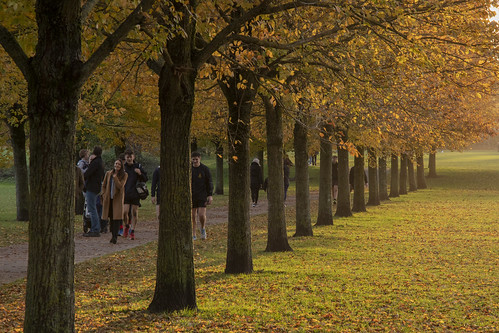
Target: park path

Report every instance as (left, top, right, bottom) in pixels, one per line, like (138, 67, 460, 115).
(0, 193, 315, 286)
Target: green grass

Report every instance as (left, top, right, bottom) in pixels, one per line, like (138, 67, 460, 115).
(1, 150, 498, 331)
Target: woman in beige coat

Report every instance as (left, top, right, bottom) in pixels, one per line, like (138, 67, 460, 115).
(101, 159, 128, 244)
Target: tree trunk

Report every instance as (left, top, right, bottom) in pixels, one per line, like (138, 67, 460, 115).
(389, 154, 399, 198)
(399, 153, 408, 195)
(222, 69, 258, 272)
(335, 137, 352, 217)
(352, 147, 367, 212)
(428, 151, 437, 177)
(23, 2, 81, 331)
(263, 95, 292, 251)
(316, 123, 333, 225)
(215, 141, 224, 195)
(378, 156, 389, 201)
(149, 49, 197, 313)
(293, 118, 312, 237)
(407, 154, 417, 192)
(366, 148, 380, 206)
(416, 153, 427, 189)
(5, 110, 30, 221)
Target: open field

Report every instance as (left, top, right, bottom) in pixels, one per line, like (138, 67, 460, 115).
(0, 151, 498, 332)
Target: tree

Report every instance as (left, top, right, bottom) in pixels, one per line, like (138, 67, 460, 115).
(0, 1, 155, 330)
(389, 154, 399, 198)
(316, 122, 333, 225)
(351, 147, 367, 212)
(367, 148, 380, 206)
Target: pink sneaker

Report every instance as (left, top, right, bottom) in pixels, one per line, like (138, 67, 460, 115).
(124, 226, 129, 239)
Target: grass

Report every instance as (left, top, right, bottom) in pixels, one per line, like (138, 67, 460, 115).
(0, 151, 498, 332)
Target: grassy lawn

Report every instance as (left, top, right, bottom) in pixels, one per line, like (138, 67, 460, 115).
(0, 151, 498, 332)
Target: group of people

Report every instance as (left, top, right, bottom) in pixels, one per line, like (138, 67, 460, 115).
(250, 155, 294, 207)
(77, 147, 147, 244)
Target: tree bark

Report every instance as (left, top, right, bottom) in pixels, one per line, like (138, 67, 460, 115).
(366, 148, 380, 206)
(416, 153, 427, 189)
(407, 153, 417, 192)
(222, 69, 258, 271)
(293, 118, 313, 237)
(5, 107, 30, 221)
(149, 31, 197, 313)
(316, 122, 333, 225)
(215, 141, 224, 195)
(335, 136, 352, 217)
(399, 153, 408, 195)
(263, 95, 292, 251)
(378, 156, 389, 201)
(257, 150, 265, 179)
(352, 147, 367, 212)
(428, 151, 437, 177)
(389, 154, 399, 198)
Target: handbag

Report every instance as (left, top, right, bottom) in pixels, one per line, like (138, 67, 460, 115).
(136, 182, 149, 200)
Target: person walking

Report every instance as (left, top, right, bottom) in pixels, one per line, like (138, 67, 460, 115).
(151, 165, 160, 220)
(83, 147, 105, 237)
(332, 155, 339, 205)
(283, 155, 293, 202)
(191, 152, 213, 240)
(101, 159, 128, 244)
(250, 158, 263, 207)
(123, 148, 148, 240)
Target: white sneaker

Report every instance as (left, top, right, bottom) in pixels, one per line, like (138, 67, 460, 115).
(192, 235, 197, 241)
(200, 228, 207, 240)
(252, 203, 256, 207)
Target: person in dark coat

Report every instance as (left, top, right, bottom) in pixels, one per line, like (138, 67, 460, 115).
(191, 152, 213, 240)
(151, 166, 160, 220)
(349, 166, 368, 192)
(123, 148, 148, 240)
(83, 146, 105, 237)
(250, 158, 263, 207)
(284, 155, 293, 201)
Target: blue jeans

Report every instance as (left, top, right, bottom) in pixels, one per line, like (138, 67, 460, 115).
(85, 191, 100, 233)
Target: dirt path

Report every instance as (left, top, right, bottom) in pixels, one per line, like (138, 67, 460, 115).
(1, 193, 313, 286)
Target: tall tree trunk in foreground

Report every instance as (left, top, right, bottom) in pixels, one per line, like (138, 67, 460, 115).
(263, 95, 292, 251)
(335, 137, 352, 217)
(352, 147, 367, 212)
(257, 150, 265, 179)
(367, 148, 380, 206)
(149, 26, 198, 313)
(416, 153, 427, 189)
(215, 141, 224, 195)
(389, 154, 399, 198)
(407, 154, 417, 192)
(293, 118, 313, 236)
(378, 156, 389, 201)
(222, 69, 258, 272)
(5, 108, 30, 221)
(428, 151, 437, 177)
(316, 122, 333, 225)
(399, 153, 408, 195)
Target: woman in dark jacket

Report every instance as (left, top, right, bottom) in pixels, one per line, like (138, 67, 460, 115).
(250, 158, 263, 207)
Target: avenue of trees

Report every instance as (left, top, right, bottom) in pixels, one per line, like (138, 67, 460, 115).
(1, 0, 498, 331)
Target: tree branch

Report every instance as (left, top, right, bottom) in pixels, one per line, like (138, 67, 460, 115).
(79, 0, 155, 85)
(0, 24, 31, 81)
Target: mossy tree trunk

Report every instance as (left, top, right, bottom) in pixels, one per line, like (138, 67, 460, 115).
(416, 153, 427, 189)
(407, 153, 417, 192)
(5, 106, 30, 221)
(263, 95, 292, 251)
(366, 148, 380, 206)
(428, 151, 437, 178)
(214, 140, 224, 195)
(316, 122, 333, 225)
(399, 153, 408, 195)
(378, 155, 389, 201)
(221, 69, 259, 272)
(352, 147, 367, 212)
(389, 154, 399, 198)
(293, 118, 313, 236)
(335, 134, 352, 217)
(149, 24, 198, 313)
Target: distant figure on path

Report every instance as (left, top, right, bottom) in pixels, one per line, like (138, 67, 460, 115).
(151, 165, 160, 220)
(250, 158, 263, 207)
(191, 152, 213, 240)
(83, 147, 105, 237)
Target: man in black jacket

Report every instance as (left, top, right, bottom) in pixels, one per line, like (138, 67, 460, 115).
(83, 146, 105, 237)
(191, 152, 213, 240)
(123, 148, 148, 240)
